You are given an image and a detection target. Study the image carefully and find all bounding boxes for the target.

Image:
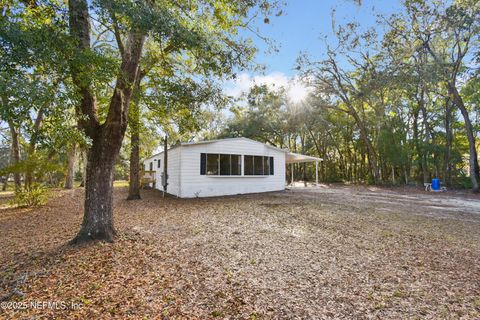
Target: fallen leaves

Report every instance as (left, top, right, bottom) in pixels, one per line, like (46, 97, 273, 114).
(0, 185, 479, 319)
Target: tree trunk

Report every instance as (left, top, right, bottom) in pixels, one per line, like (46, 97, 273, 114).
(2, 177, 7, 191)
(349, 108, 380, 183)
(25, 108, 45, 190)
(64, 143, 76, 189)
(418, 90, 431, 184)
(412, 107, 423, 183)
(8, 121, 21, 192)
(72, 135, 119, 243)
(69, 0, 145, 243)
(127, 75, 143, 200)
(301, 134, 307, 186)
(127, 120, 141, 200)
(444, 98, 453, 186)
(449, 85, 480, 192)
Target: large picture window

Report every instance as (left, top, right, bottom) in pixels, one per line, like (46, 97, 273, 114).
(244, 155, 274, 176)
(201, 153, 273, 176)
(201, 153, 242, 176)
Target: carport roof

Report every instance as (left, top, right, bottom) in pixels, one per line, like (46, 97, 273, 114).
(286, 152, 323, 163)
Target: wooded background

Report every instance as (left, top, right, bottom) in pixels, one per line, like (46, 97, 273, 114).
(0, 0, 478, 241)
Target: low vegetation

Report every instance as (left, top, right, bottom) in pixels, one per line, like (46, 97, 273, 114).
(9, 185, 50, 208)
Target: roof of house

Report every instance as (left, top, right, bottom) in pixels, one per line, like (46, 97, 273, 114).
(145, 137, 287, 160)
(181, 137, 288, 152)
(144, 137, 323, 163)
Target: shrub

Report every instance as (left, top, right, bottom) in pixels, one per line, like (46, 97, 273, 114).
(10, 185, 50, 208)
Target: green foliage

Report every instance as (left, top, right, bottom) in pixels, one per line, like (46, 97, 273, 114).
(0, 153, 64, 187)
(9, 184, 50, 207)
(217, 0, 479, 187)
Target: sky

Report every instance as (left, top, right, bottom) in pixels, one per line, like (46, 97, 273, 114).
(224, 0, 405, 103)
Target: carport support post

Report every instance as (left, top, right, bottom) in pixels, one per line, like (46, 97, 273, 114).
(315, 161, 318, 186)
(291, 163, 294, 186)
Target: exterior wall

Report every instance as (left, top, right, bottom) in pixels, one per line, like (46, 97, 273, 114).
(178, 139, 286, 198)
(143, 148, 181, 197)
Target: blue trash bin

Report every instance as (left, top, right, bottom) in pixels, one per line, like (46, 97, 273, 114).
(431, 178, 440, 191)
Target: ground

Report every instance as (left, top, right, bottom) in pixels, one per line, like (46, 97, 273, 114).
(0, 184, 479, 319)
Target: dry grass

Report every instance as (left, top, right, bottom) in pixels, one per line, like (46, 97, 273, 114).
(0, 185, 479, 319)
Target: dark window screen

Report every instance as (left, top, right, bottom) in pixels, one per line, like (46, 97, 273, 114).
(244, 155, 254, 175)
(254, 156, 263, 175)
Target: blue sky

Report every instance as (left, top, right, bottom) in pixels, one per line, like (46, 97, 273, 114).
(225, 0, 405, 101)
(251, 0, 404, 75)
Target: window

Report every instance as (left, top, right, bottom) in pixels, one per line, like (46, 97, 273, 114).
(206, 154, 219, 175)
(157, 159, 161, 168)
(263, 156, 269, 175)
(254, 156, 263, 175)
(149, 162, 153, 171)
(244, 155, 253, 175)
(201, 153, 242, 176)
(231, 155, 241, 175)
(200, 153, 271, 176)
(244, 155, 274, 175)
(220, 154, 230, 175)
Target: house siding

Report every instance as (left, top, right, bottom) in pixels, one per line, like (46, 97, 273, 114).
(143, 138, 286, 198)
(144, 147, 181, 197)
(178, 139, 286, 198)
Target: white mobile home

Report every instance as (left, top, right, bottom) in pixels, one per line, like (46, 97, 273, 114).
(143, 137, 321, 198)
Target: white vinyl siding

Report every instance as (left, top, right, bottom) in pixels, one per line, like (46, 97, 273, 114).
(144, 138, 286, 198)
(143, 148, 181, 197)
(178, 139, 285, 198)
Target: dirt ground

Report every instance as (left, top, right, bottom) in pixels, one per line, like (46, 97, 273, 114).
(0, 184, 479, 319)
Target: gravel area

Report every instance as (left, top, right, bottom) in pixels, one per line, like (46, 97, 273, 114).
(1, 184, 479, 319)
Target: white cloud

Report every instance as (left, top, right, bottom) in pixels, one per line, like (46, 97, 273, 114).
(224, 72, 310, 104)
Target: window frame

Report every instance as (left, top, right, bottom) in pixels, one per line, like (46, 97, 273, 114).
(201, 153, 242, 176)
(243, 155, 274, 176)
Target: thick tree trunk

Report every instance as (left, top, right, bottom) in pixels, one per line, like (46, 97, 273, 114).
(8, 121, 21, 191)
(69, 0, 145, 243)
(449, 85, 479, 192)
(71, 134, 119, 244)
(64, 143, 76, 189)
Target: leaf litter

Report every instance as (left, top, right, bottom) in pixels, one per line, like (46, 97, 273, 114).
(0, 185, 479, 319)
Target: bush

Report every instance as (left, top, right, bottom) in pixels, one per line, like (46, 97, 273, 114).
(452, 175, 473, 189)
(10, 185, 50, 207)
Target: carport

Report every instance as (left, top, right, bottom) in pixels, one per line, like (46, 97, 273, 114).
(286, 152, 323, 185)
